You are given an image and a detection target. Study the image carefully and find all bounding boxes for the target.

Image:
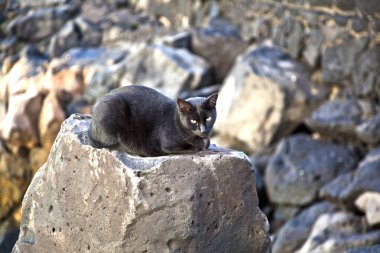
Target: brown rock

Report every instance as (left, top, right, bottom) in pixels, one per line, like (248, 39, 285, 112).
(39, 91, 66, 150)
(1, 91, 43, 152)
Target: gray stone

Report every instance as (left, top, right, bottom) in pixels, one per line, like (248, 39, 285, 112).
(251, 18, 272, 42)
(49, 17, 102, 58)
(352, 46, 380, 99)
(346, 245, 380, 253)
(273, 17, 304, 58)
(215, 45, 327, 154)
(356, 0, 380, 15)
(18, 0, 67, 8)
(159, 31, 192, 49)
(320, 147, 380, 204)
(7, 4, 79, 42)
(355, 192, 380, 226)
(52, 47, 128, 104)
(265, 134, 359, 206)
(335, 0, 356, 11)
(190, 18, 247, 83)
(297, 211, 380, 253)
(12, 114, 271, 253)
(120, 43, 212, 99)
(310, 0, 332, 7)
(319, 171, 355, 205)
(305, 99, 378, 141)
(352, 18, 369, 32)
(356, 114, 380, 145)
(273, 201, 340, 253)
(303, 29, 324, 68)
(322, 37, 369, 83)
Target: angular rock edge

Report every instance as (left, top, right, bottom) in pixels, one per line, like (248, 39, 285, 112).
(12, 114, 271, 253)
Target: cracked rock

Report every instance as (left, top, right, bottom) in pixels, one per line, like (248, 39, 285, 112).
(12, 114, 271, 253)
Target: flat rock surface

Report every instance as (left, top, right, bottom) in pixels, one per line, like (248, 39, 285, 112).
(12, 114, 271, 253)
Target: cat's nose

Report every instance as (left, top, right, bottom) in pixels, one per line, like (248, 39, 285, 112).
(200, 125, 207, 133)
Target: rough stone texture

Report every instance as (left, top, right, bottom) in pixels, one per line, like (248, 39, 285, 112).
(38, 91, 66, 150)
(319, 171, 355, 205)
(305, 99, 378, 141)
(303, 29, 324, 68)
(215, 45, 326, 154)
(18, 0, 67, 8)
(265, 134, 359, 206)
(0, 90, 43, 153)
(48, 17, 102, 58)
(356, 114, 380, 145)
(322, 37, 368, 83)
(345, 245, 380, 253)
(320, 147, 380, 204)
(273, 17, 304, 58)
(355, 192, 380, 226)
(12, 114, 271, 253)
(272, 201, 340, 253)
(352, 46, 380, 100)
(7, 4, 79, 42)
(120, 44, 212, 99)
(1, 46, 47, 96)
(190, 18, 247, 83)
(297, 212, 380, 253)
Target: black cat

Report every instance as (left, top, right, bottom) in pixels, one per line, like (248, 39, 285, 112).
(88, 85, 218, 156)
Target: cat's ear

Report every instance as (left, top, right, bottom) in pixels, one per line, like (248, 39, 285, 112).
(204, 93, 218, 108)
(177, 98, 193, 112)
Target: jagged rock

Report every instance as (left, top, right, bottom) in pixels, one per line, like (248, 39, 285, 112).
(190, 18, 247, 83)
(305, 99, 378, 141)
(355, 192, 380, 226)
(48, 17, 102, 58)
(1, 90, 43, 152)
(320, 147, 380, 204)
(45, 47, 127, 101)
(1, 46, 47, 96)
(12, 114, 271, 253)
(215, 45, 326, 154)
(159, 31, 191, 49)
(319, 171, 355, 205)
(303, 29, 324, 68)
(38, 91, 66, 150)
(265, 134, 359, 206)
(273, 17, 304, 58)
(120, 43, 212, 99)
(352, 46, 380, 99)
(356, 114, 380, 145)
(99, 8, 162, 44)
(7, 4, 79, 42)
(273, 201, 340, 253)
(322, 37, 368, 83)
(18, 0, 67, 8)
(345, 245, 380, 253)
(297, 212, 380, 253)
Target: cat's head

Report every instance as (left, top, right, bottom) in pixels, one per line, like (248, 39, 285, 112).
(176, 93, 218, 138)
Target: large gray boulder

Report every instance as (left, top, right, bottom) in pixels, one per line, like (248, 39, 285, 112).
(320, 146, 380, 204)
(305, 99, 378, 141)
(12, 114, 271, 253)
(214, 45, 326, 154)
(265, 134, 359, 206)
(272, 201, 340, 253)
(120, 43, 212, 99)
(297, 212, 380, 253)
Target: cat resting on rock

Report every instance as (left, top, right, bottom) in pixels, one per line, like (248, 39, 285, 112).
(88, 85, 218, 156)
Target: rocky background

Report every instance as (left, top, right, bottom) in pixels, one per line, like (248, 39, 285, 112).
(0, 0, 380, 252)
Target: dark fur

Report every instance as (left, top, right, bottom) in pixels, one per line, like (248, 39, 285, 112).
(88, 85, 218, 156)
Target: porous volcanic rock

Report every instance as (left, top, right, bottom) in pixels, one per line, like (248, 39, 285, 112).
(12, 114, 271, 253)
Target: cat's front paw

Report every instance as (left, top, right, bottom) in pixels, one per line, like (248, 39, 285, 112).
(202, 138, 210, 150)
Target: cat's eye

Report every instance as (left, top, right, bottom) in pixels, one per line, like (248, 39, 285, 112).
(206, 116, 212, 121)
(190, 119, 197, 124)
